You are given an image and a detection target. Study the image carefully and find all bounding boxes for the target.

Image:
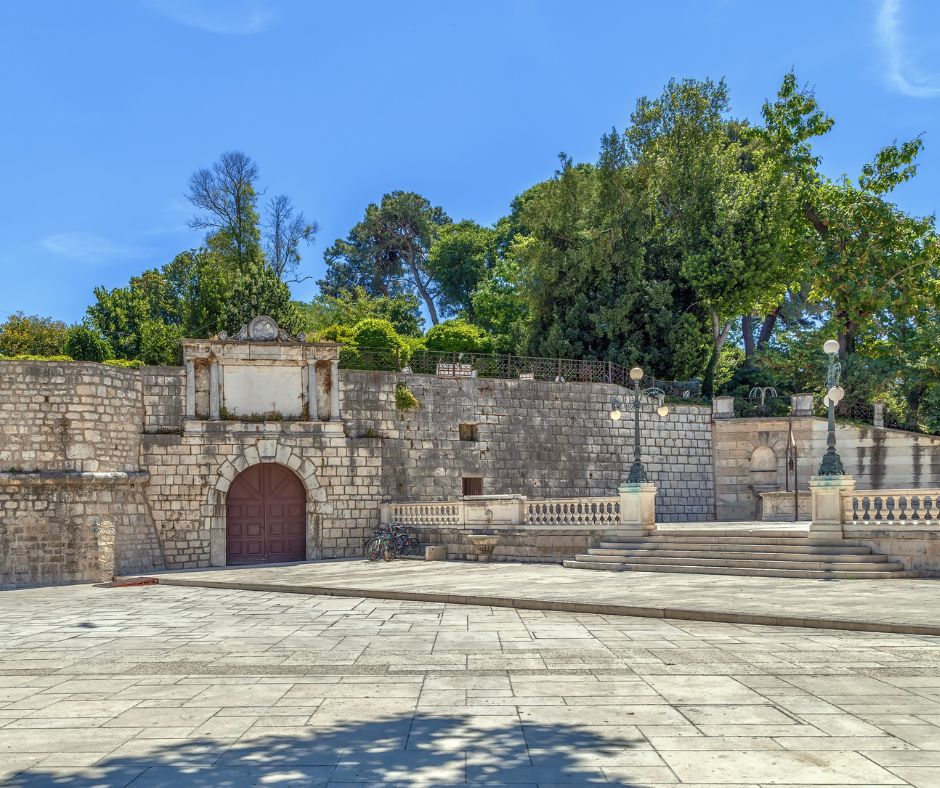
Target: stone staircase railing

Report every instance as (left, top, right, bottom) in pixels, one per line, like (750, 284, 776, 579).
(842, 488, 940, 524)
(382, 489, 653, 530)
(524, 497, 620, 526)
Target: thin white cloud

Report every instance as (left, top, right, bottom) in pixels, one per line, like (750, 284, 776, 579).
(876, 0, 940, 98)
(40, 232, 152, 262)
(143, 0, 274, 35)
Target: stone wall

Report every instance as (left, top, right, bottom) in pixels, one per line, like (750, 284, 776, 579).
(142, 367, 185, 433)
(341, 372, 715, 522)
(0, 361, 143, 473)
(713, 415, 940, 521)
(0, 472, 163, 588)
(142, 421, 384, 567)
(0, 361, 162, 587)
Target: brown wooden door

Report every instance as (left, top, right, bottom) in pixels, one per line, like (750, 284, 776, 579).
(227, 464, 306, 565)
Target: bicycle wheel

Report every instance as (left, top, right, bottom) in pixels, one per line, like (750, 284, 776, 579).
(405, 537, 422, 557)
(382, 541, 395, 561)
(366, 538, 384, 561)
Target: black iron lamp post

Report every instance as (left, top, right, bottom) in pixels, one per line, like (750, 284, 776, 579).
(610, 366, 669, 484)
(818, 339, 846, 476)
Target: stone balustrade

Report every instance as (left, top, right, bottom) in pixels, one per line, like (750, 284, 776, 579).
(842, 488, 940, 524)
(383, 491, 649, 530)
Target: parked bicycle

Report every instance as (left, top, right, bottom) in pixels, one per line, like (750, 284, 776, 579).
(365, 524, 422, 561)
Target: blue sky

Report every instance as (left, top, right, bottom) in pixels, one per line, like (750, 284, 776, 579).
(1, 0, 938, 324)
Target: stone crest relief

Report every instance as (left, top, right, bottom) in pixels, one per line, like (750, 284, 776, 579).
(218, 315, 305, 343)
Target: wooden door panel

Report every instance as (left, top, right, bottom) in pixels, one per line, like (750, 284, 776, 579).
(227, 464, 306, 564)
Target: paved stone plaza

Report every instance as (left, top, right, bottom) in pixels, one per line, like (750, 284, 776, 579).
(141, 559, 940, 635)
(1, 583, 940, 786)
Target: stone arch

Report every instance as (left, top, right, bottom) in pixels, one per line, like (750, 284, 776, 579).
(749, 445, 778, 473)
(205, 439, 325, 566)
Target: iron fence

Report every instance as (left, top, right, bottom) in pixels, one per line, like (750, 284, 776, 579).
(732, 395, 793, 418)
(339, 345, 701, 397)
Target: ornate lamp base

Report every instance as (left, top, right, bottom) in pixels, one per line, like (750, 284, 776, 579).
(627, 461, 648, 484)
(817, 447, 845, 476)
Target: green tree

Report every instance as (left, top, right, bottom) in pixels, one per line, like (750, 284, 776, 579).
(0, 313, 69, 357)
(629, 78, 805, 394)
(187, 151, 262, 265)
(424, 319, 494, 353)
(319, 191, 451, 324)
(426, 220, 498, 320)
(295, 287, 424, 337)
(64, 325, 112, 362)
(510, 151, 708, 378)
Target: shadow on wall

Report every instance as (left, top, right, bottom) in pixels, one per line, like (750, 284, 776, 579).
(6, 712, 654, 786)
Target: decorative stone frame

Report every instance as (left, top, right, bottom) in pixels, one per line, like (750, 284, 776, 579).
(181, 316, 342, 422)
(205, 439, 326, 566)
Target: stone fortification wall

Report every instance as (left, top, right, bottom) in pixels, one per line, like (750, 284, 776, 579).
(341, 371, 716, 522)
(0, 361, 162, 587)
(0, 361, 143, 473)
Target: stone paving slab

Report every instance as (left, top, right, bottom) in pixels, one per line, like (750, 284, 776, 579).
(1, 583, 940, 786)
(135, 559, 940, 636)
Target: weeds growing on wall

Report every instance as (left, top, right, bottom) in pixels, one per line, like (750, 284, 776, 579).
(395, 382, 420, 411)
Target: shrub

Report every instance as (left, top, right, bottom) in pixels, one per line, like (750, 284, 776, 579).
(64, 325, 112, 362)
(340, 319, 406, 371)
(7, 354, 73, 361)
(352, 318, 403, 349)
(424, 319, 494, 354)
(395, 382, 420, 411)
(103, 358, 144, 369)
(317, 324, 356, 344)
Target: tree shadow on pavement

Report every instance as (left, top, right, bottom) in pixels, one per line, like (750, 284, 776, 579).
(6, 711, 663, 786)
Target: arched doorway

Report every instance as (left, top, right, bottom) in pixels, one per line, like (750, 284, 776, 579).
(226, 464, 306, 565)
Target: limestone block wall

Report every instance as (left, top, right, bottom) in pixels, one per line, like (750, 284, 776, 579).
(142, 367, 185, 433)
(0, 472, 163, 588)
(0, 361, 143, 473)
(0, 361, 163, 587)
(713, 416, 940, 521)
(340, 372, 716, 522)
(142, 421, 384, 567)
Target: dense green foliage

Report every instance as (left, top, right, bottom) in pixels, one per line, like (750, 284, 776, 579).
(0, 313, 70, 357)
(64, 325, 112, 362)
(424, 319, 494, 354)
(296, 287, 424, 338)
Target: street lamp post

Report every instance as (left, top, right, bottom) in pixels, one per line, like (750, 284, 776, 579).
(818, 339, 846, 476)
(610, 366, 669, 484)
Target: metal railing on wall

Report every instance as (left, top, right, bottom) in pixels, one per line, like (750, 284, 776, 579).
(339, 346, 702, 400)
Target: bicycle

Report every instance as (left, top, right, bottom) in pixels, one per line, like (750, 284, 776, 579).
(366, 524, 421, 561)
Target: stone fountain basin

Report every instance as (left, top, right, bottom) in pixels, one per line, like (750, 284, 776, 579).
(466, 533, 500, 562)
(466, 534, 500, 550)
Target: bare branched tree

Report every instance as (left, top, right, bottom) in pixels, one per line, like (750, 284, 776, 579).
(264, 194, 318, 282)
(187, 151, 261, 261)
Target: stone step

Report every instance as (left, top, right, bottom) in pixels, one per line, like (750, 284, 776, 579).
(597, 540, 874, 555)
(653, 528, 809, 538)
(562, 560, 911, 579)
(602, 534, 864, 548)
(573, 553, 905, 572)
(589, 547, 889, 563)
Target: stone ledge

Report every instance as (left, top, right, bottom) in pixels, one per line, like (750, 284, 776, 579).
(139, 573, 940, 637)
(844, 524, 940, 539)
(0, 470, 150, 486)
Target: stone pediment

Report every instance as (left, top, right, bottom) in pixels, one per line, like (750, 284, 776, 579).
(216, 316, 305, 343)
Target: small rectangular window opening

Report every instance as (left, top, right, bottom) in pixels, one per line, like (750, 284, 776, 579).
(458, 423, 479, 442)
(462, 477, 483, 496)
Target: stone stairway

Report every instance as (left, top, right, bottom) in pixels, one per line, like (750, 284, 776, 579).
(563, 528, 912, 579)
